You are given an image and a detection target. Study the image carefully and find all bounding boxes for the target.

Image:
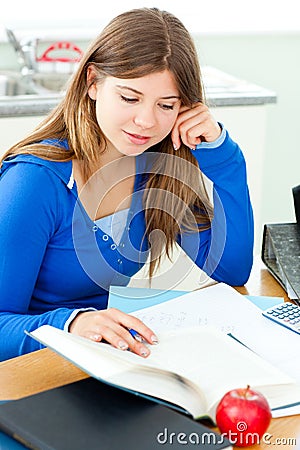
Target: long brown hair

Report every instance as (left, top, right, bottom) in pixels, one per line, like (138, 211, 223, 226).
(1, 8, 213, 276)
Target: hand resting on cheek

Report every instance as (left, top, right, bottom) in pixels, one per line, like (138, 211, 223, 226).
(171, 103, 221, 150)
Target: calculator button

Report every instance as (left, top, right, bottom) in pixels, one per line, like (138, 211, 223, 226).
(262, 303, 300, 335)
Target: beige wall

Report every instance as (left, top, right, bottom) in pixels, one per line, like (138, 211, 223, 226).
(195, 33, 300, 232)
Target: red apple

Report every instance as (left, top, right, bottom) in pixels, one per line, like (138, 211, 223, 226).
(216, 385, 272, 447)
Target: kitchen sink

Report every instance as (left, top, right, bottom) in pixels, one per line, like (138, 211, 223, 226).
(32, 72, 71, 93)
(0, 71, 71, 97)
(0, 72, 35, 96)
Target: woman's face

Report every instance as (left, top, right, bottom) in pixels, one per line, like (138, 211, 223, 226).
(87, 69, 181, 157)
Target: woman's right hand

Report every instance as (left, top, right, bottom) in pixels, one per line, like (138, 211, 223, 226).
(69, 308, 158, 358)
(171, 103, 221, 150)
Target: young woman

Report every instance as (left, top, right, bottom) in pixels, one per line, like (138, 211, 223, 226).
(0, 8, 254, 361)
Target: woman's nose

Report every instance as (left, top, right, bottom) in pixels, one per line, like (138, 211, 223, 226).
(133, 108, 155, 129)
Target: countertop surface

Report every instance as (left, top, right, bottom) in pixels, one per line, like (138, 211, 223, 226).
(0, 66, 277, 118)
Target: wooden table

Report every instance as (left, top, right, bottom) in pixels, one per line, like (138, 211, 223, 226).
(1, 260, 299, 449)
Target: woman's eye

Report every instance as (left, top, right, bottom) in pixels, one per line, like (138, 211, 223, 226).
(121, 95, 138, 104)
(160, 104, 174, 111)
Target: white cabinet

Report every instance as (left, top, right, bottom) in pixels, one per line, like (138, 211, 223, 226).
(0, 116, 44, 157)
(213, 104, 268, 255)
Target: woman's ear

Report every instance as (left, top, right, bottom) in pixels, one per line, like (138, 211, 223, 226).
(87, 65, 98, 100)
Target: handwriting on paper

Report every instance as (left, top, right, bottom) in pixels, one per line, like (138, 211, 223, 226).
(134, 310, 236, 334)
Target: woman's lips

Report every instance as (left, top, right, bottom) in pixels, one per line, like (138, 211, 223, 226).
(123, 130, 151, 145)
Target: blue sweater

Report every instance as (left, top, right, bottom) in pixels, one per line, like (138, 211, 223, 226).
(0, 130, 253, 360)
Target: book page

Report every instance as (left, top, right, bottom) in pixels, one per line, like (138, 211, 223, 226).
(28, 326, 207, 418)
(135, 327, 296, 415)
(29, 324, 297, 421)
(131, 283, 300, 384)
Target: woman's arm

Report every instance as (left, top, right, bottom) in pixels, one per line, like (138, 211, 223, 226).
(0, 160, 157, 360)
(0, 161, 77, 360)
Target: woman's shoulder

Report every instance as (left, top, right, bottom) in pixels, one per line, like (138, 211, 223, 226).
(1, 153, 73, 189)
(0, 153, 74, 217)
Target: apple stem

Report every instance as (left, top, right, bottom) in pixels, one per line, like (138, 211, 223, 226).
(245, 385, 250, 398)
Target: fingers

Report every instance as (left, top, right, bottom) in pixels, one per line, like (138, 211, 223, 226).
(171, 105, 191, 150)
(171, 103, 221, 150)
(69, 309, 158, 358)
(91, 322, 150, 357)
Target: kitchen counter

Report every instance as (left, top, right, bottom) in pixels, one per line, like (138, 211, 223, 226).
(0, 66, 276, 118)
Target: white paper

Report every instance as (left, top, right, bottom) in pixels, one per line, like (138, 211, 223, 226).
(132, 282, 300, 416)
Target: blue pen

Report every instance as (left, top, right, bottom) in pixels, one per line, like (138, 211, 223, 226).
(128, 328, 143, 342)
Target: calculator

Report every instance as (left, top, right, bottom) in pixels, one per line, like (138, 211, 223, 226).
(262, 302, 300, 335)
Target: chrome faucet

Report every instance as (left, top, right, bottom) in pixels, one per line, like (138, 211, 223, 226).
(6, 28, 37, 77)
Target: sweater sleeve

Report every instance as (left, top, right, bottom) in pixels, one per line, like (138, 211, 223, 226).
(0, 162, 76, 360)
(179, 129, 254, 286)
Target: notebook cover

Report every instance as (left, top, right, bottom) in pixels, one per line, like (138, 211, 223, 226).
(292, 185, 300, 224)
(0, 378, 231, 450)
(262, 223, 300, 303)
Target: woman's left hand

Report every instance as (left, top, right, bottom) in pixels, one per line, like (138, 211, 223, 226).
(171, 103, 221, 150)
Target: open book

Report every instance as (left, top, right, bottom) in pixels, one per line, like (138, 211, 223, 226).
(28, 325, 300, 423)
